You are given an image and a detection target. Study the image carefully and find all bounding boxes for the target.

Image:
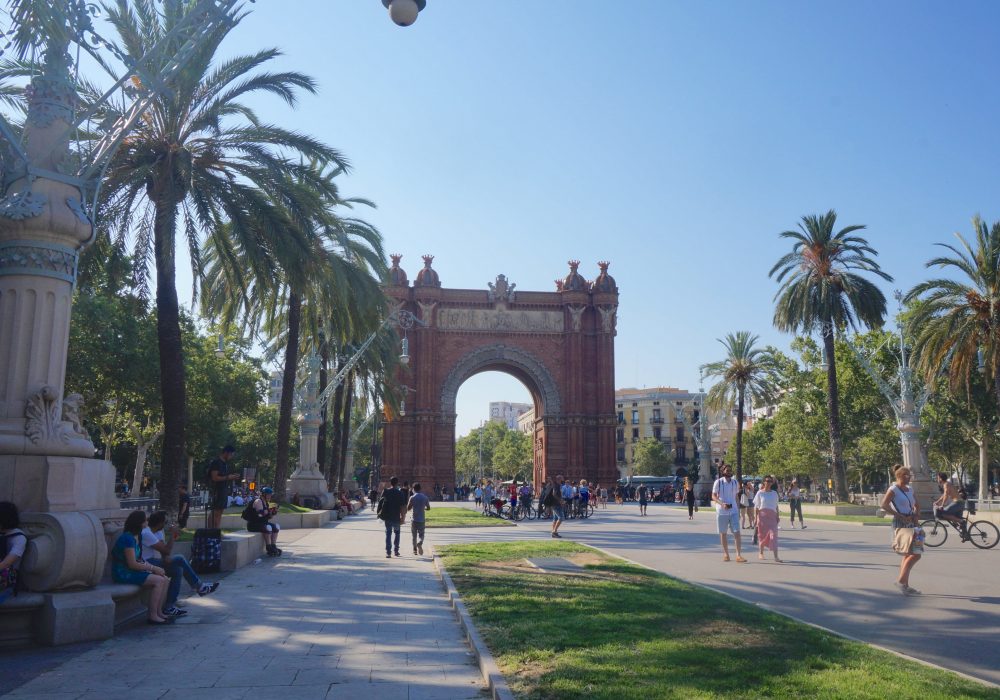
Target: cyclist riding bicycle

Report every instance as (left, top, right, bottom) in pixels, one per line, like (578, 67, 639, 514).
(933, 472, 967, 534)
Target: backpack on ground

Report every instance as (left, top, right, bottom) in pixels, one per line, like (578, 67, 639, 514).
(191, 528, 222, 574)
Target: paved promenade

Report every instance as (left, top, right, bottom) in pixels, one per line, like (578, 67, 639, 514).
(2, 515, 484, 700)
(430, 501, 1000, 688)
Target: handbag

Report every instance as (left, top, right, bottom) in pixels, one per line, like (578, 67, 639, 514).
(892, 526, 919, 555)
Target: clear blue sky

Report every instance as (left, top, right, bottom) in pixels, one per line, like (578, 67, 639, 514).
(177, 1, 999, 437)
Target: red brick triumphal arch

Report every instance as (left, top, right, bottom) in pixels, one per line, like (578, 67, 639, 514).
(382, 255, 620, 489)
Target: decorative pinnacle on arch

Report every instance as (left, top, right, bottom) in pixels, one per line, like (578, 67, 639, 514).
(388, 253, 408, 286)
(414, 253, 441, 287)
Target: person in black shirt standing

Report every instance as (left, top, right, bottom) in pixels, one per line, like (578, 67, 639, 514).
(209, 445, 239, 529)
(378, 476, 408, 558)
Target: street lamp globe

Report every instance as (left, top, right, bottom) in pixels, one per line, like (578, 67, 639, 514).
(383, 0, 425, 26)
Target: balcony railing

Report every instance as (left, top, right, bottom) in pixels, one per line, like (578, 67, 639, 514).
(649, 416, 664, 424)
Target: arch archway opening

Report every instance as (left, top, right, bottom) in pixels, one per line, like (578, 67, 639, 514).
(454, 370, 540, 488)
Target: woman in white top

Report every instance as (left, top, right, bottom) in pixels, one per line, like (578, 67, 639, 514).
(753, 476, 782, 562)
(787, 479, 806, 528)
(880, 465, 921, 595)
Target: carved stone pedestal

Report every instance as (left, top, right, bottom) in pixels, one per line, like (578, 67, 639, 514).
(288, 463, 336, 509)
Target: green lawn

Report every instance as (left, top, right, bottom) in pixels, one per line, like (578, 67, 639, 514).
(424, 506, 514, 528)
(438, 541, 997, 700)
(799, 513, 890, 524)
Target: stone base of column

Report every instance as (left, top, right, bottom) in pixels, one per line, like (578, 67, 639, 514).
(0, 456, 121, 591)
(910, 473, 939, 515)
(288, 464, 336, 509)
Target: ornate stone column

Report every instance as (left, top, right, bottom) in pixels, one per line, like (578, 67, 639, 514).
(0, 38, 120, 600)
(289, 352, 334, 508)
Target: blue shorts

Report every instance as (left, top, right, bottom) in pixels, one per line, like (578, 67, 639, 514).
(552, 507, 565, 521)
(716, 508, 740, 534)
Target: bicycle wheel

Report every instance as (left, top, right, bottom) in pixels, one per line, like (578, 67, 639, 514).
(967, 520, 1000, 549)
(512, 504, 525, 521)
(525, 505, 536, 520)
(588, 503, 596, 517)
(919, 519, 947, 547)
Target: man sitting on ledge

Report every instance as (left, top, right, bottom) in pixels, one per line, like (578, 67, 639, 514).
(141, 511, 219, 617)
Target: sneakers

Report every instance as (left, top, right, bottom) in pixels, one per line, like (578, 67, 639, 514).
(904, 585, 921, 596)
(413, 548, 418, 555)
(800, 524, 807, 529)
(895, 582, 921, 596)
(386, 552, 392, 559)
(198, 582, 220, 597)
(551, 532, 562, 538)
(162, 606, 188, 618)
(417, 543, 423, 555)
(394, 550, 401, 557)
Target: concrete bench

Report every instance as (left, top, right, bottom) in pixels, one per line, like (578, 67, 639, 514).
(219, 509, 330, 531)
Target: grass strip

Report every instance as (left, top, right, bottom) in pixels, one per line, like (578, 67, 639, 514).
(424, 507, 514, 528)
(438, 540, 997, 700)
(798, 513, 890, 524)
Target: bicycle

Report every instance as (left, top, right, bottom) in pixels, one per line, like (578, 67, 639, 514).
(919, 505, 999, 549)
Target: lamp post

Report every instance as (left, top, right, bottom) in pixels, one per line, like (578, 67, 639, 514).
(290, 308, 423, 505)
(841, 291, 935, 504)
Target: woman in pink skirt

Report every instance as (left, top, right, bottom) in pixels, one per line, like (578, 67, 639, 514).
(753, 475, 782, 562)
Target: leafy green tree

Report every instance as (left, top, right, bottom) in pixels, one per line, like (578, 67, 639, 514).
(454, 421, 508, 484)
(762, 407, 827, 480)
(96, 1, 343, 518)
(701, 331, 782, 483)
(770, 210, 893, 500)
(491, 430, 532, 480)
(229, 404, 291, 488)
(906, 217, 1000, 499)
(632, 438, 672, 476)
(724, 418, 774, 476)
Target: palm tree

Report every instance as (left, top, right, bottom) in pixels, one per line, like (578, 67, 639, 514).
(96, 0, 343, 518)
(700, 332, 781, 485)
(769, 210, 893, 501)
(906, 216, 1000, 501)
(202, 172, 387, 500)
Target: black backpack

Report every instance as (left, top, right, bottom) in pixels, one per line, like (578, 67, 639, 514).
(241, 498, 259, 521)
(376, 494, 387, 520)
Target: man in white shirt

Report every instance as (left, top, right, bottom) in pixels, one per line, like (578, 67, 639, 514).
(712, 463, 746, 562)
(141, 511, 219, 617)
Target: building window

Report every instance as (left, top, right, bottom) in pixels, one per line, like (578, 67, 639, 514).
(616, 428, 624, 443)
(676, 429, 685, 442)
(676, 445, 686, 463)
(632, 402, 638, 407)
(632, 428, 639, 440)
(617, 411, 624, 424)
(617, 448, 625, 462)
(631, 410, 639, 424)
(653, 427, 661, 440)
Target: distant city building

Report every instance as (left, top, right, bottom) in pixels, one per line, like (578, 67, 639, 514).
(516, 407, 536, 434)
(267, 370, 283, 406)
(489, 401, 532, 430)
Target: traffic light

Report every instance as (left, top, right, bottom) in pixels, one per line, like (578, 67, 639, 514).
(828, 479, 833, 489)
(249, 481, 256, 491)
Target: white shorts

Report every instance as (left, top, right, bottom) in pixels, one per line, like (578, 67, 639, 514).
(716, 508, 740, 534)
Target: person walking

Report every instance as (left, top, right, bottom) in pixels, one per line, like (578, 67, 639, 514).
(743, 481, 756, 530)
(378, 476, 408, 558)
(753, 476, 782, 562)
(637, 483, 649, 516)
(684, 477, 696, 520)
(541, 475, 565, 538)
(208, 445, 239, 529)
(787, 479, 806, 529)
(881, 465, 922, 595)
(407, 482, 431, 556)
(713, 464, 746, 563)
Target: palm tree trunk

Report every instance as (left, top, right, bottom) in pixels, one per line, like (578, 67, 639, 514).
(823, 322, 849, 501)
(337, 374, 355, 494)
(153, 195, 185, 521)
(317, 337, 329, 475)
(735, 387, 745, 484)
(327, 361, 345, 492)
(275, 290, 301, 501)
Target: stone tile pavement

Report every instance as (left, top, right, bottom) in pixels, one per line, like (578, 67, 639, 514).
(2, 513, 486, 699)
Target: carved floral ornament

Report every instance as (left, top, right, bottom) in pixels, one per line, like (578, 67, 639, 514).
(0, 240, 79, 283)
(25, 386, 90, 445)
